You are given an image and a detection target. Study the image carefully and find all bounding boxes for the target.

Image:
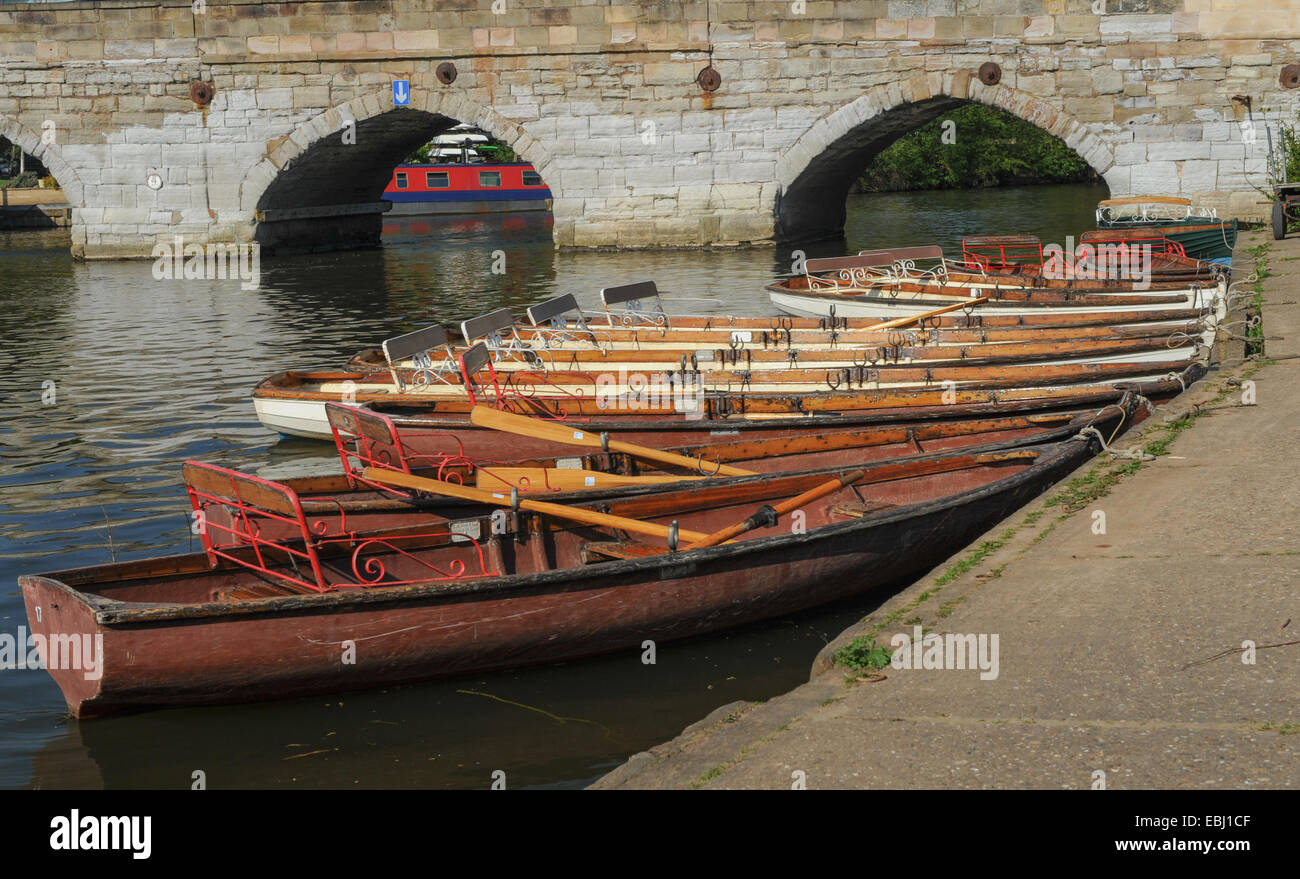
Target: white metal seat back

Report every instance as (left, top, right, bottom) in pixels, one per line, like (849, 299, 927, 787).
(526, 293, 600, 349)
(600, 280, 669, 328)
(859, 245, 952, 281)
(802, 255, 890, 288)
(460, 307, 546, 369)
(380, 324, 458, 390)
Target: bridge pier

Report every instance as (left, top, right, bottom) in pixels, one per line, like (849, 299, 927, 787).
(253, 202, 390, 255)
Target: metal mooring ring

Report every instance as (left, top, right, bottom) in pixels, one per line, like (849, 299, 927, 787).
(696, 65, 722, 92)
(1281, 64, 1300, 89)
(978, 62, 1002, 86)
(436, 62, 458, 85)
(189, 81, 215, 107)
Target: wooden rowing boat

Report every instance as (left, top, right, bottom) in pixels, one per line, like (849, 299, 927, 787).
(767, 273, 1223, 321)
(345, 321, 1211, 374)
(252, 342, 1205, 440)
(831, 247, 1220, 290)
(203, 396, 1145, 539)
(21, 435, 1107, 717)
(253, 363, 1202, 459)
(960, 232, 1224, 280)
(1094, 197, 1237, 263)
(578, 306, 1212, 332)
(1084, 223, 1238, 264)
(427, 288, 1214, 356)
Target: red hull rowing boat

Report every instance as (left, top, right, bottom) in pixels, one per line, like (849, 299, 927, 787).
(21, 437, 1100, 717)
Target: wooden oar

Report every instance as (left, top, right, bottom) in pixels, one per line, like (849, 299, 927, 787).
(684, 469, 866, 550)
(469, 405, 757, 477)
(865, 296, 991, 331)
(474, 466, 698, 492)
(363, 467, 714, 544)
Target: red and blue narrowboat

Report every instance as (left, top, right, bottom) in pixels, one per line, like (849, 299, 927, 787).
(382, 162, 553, 215)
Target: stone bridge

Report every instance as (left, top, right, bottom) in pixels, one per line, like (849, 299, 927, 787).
(0, 0, 1296, 258)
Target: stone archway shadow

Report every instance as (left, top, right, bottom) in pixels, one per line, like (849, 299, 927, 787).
(237, 87, 560, 216)
(772, 73, 1119, 243)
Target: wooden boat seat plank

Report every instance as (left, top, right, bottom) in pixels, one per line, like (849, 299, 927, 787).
(217, 580, 318, 601)
(828, 501, 900, 519)
(581, 540, 667, 563)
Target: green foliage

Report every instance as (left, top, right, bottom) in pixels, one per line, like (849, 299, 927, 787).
(478, 143, 518, 162)
(2, 171, 40, 189)
(405, 142, 437, 164)
(1274, 118, 1300, 186)
(1247, 251, 1267, 357)
(402, 138, 519, 165)
(833, 636, 894, 670)
(858, 103, 1094, 192)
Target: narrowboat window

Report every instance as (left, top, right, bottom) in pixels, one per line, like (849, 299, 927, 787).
(479, 171, 502, 188)
(395, 172, 408, 189)
(426, 171, 450, 188)
(522, 170, 543, 187)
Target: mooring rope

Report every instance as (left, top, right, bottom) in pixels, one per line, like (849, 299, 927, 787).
(1072, 424, 1155, 462)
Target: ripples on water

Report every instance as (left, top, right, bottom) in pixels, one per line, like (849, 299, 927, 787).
(0, 183, 1107, 789)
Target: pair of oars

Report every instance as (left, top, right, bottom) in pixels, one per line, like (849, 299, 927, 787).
(469, 405, 757, 478)
(864, 296, 991, 329)
(365, 465, 863, 551)
(362, 406, 864, 550)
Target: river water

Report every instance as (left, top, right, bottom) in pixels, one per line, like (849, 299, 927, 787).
(0, 182, 1107, 789)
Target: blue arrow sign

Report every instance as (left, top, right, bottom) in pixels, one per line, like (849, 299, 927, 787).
(392, 80, 410, 106)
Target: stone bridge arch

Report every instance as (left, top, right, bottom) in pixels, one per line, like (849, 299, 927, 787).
(238, 87, 561, 251)
(773, 74, 1120, 244)
(0, 114, 85, 208)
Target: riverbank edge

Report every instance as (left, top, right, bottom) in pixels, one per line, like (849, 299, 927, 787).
(590, 228, 1275, 791)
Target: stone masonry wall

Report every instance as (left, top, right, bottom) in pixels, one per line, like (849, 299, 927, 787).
(0, 0, 1298, 256)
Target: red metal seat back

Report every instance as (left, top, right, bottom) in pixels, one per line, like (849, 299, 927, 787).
(961, 235, 1044, 270)
(181, 461, 330, 593)
(325, 403, 414, 491)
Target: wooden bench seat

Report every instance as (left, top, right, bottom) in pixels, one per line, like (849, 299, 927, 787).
(217, 580, 318, 601)
(828, 501, 899, 519)
(581, 540, 668, 563)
